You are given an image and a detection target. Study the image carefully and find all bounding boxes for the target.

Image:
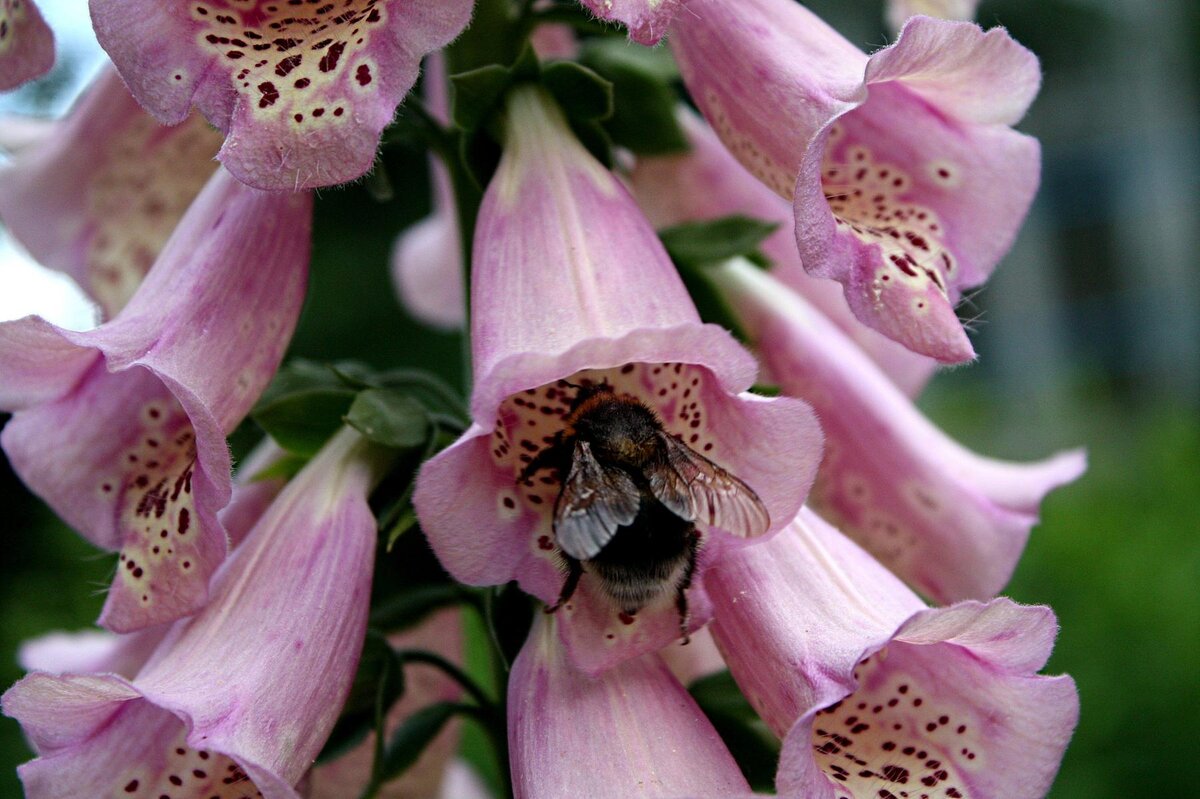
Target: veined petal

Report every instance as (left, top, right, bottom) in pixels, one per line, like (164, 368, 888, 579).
(90, 0, 474, 190)
(710, 260, 1084, 602)
(18, 626, 168, 679)
(628, 109, 938, 398)
(672, 1, 1042, 363)
(0, 67, 222, 319)
(3, 427, 386, 799)
(577, 0, 686, 45)
(414, 86, 823, 674)
(886, 1, 981, 35)
(706, 510, 1078, 799)
(0, 169, 311, 631)
(508, 615, 750, 798)
(0, 0, 54, 91)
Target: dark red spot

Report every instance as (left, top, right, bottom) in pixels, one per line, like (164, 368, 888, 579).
(318, 41, 345, 72)
(178, 508, 190, 535)
(124, 779, 139, 793)
(618, 611, 636, 625)
(880, 765, 909, 783)
(275, 54, 301, 76)
(355, 64, 372, 85)
(169, 775, 183, 786)
(258, 81, 280, 108)
(132, 568, 143, 578)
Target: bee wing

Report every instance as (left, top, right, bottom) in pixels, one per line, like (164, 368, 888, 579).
(649, 431, 771, 538)
(554, 440, 641, 560)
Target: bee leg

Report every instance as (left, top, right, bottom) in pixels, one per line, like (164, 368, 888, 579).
(545, 556, 583, 614)
(675, 530, 701, 645)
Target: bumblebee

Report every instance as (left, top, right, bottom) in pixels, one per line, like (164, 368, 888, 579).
(519, 382, 770, 636)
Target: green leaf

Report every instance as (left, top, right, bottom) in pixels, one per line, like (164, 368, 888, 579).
(750, 383, 782, 398)
(541, 61, 613, 123)
(451, 63, 515, 133)
(379, 701, 460, 781)
(582, 37, 680, 83)
(659, 215, 779, 269)
(253, 386, 357, 457)
(581, 41, 686, 155)
(384, 506, 419, 551)
(370, 583, 469, 632)
(345, 389, 431, 450)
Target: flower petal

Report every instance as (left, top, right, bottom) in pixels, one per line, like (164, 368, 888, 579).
(0, 67, 222, 319)
(672, 0, 1042, 363)
(17, 627, 167, 679)
(711, 260, 1084, 602)
(90, 0, 474, 189)
(0, 0, 54, 91)
(0, 169, 311, 631)
(577, 0, 685, 45)
(508, 615, 751, 798)
(628, 108, 938, 398)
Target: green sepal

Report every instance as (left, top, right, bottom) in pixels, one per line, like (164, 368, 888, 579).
(689, 671, 781, 792)
(581, 40, 687, 155)
(252, 386, 357, 457)
(658, 215, 779, 269)
(345, 389, 431, 451)
(378, 701, 461, 782)
(249, 453, 309, 483)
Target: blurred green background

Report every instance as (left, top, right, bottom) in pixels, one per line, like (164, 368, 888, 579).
(1, 1, 1197, 797)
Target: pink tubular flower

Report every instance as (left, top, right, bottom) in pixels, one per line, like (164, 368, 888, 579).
(0, 0, 54, 91)
(0, 66, 222, 320)
(705, 508, 1078, 799)
(577, 0, 686, 45)
(671, 0, 1042, 363)
(628, 108, 938, 398)
(2, 427, 388, 799)
(89, 0, 474, 190)
(709, 259, 1084, 602)
(887, 1, 980, 34)
(391, 52, 463, 330)
(413, 85, 822, 674)
(0, 169, 311, 632)
(508, 614, 752, 799)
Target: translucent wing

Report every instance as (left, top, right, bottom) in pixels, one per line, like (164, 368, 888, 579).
(649, 431, 771, 537)
(554, 440, 641, 560)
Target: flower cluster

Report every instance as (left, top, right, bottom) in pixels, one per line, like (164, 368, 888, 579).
(1, 0, 1082, 797)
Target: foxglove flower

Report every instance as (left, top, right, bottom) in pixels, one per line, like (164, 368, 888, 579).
(0, 0, 53, 91)
(508, 615, 752, 798)
(887, 1, 980, 34)
(3, 426, 388, 799)
(671, 1, 1041, 363)
(0, 168, 311, 631)
(310, 609, 464, 799)
(705, 508, 1078, 798)
(628, 109, 938, 398)
(0, 66, 222, 319)
(578, 0, 685, 46)
(709, 259, 1084, 602)
(413, 85, 822, 674)
(90, 0, 474, 190)
(391, 52, 463, 330)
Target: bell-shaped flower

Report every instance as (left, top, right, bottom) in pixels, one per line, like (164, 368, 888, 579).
(89, 0, 474, 190)
(628, 108, 938, 398)
(709, 259, 1084, 602)
(310, 608, 464, 799)
(671, 0, 1042, 363)
(413, 85, 822, 674)
(0, 168, 311, 632)
(887, 1, 980, 34)
(391, 52, 463, 330)
(577, 0, 684, 45)
(0, 0, 54, 91)
(0, 66, 222, 320)
(508, 614, 752, 798)
(2, 427, 389, 799)
(705, 508, 1079, 799)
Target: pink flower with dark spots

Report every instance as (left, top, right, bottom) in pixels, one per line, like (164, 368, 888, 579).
(577, 0, 687, 45)
(2, 427, 389, 799)
(89, 0, 474, 190)
(0, 169, 310, 632)
(706, 508, 1078, 799)
(671, 0, 1042, 364)
(508, 615, 753, 798)
(628, 108, 939, 399)
(710, 260, 1085, 602)
(0, 67, 222, 320)
(0, 0, 54, 91)
(413, 85, 823, 675)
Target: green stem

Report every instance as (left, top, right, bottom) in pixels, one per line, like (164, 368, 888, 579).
(397, 648, 496, 711)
